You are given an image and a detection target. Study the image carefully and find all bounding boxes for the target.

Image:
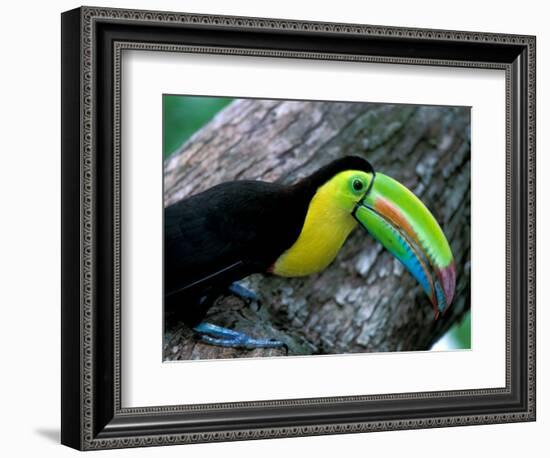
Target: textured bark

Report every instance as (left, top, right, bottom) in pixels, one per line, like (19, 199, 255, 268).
(163, 99, 470, 360)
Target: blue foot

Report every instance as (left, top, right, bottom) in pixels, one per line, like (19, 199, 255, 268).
(228, 282, 259, 303)
(193, 322, 287, 351)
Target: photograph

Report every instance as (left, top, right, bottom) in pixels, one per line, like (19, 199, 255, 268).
(162, 96, 471, 361)
(55, 3, 537, 452)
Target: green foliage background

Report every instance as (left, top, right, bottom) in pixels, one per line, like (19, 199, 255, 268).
(163, 94, 471, 350)
(163, 95, 233, 158)
(444, 309, 471, 349)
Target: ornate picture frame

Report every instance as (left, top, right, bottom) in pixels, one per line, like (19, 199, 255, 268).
(61, 6, 536, 450)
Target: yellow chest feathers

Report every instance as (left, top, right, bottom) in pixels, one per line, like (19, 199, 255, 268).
(271, 184, 358, 277)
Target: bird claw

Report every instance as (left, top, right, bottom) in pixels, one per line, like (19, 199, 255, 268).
(193, 322, 287, 351)
(280, 342, 289, 355)
(228, 282, 262, 311)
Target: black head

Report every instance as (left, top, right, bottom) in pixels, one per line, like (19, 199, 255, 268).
(314, 156, 374, 178)
(295, 156, 374, 192)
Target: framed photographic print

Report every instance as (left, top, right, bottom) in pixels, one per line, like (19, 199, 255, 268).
(61, 6, 536, 450)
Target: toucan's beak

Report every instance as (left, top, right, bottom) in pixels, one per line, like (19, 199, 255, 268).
(353, 173, 455, 318)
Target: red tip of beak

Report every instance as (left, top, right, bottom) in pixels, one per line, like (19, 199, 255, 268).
(436, 261, 456, 316)
(440, 262, 456, 305)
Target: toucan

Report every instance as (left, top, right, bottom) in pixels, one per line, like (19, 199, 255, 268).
(165, 156, 455, 350)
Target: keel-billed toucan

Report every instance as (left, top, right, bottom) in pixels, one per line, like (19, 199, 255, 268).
(165, 156, 455, 349)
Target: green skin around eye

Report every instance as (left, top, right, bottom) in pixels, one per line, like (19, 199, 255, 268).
(352, 179, 365, 192)
(350, 177, 367, 194)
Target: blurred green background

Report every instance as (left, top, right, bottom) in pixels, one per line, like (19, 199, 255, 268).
(163, 95, 233, 158)
(432, 311, 471, 351)
(163, 94, 471, 351)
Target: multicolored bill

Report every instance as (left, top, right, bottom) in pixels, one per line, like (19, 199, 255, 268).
(353, 173, 455, 318)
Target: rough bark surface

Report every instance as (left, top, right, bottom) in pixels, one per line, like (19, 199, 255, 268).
(163, 99, 471, 360)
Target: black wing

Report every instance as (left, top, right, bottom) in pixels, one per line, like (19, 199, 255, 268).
(164, 180, 305, 300)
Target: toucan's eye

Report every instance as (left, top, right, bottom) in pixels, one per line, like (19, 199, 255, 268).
(352, 179, 365, 192)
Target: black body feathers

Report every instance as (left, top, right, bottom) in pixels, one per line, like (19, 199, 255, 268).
(164, 156, 373, 325)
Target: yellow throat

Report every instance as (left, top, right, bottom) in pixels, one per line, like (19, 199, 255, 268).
(271, 174, 359, 277)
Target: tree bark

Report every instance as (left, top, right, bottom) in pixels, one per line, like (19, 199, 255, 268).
(163, 99, 471, 360)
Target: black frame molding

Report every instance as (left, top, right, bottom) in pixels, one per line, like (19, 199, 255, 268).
(61, 6, 536, 450)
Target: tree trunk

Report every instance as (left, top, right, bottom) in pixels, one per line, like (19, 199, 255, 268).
(163, 99, 471, 360)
